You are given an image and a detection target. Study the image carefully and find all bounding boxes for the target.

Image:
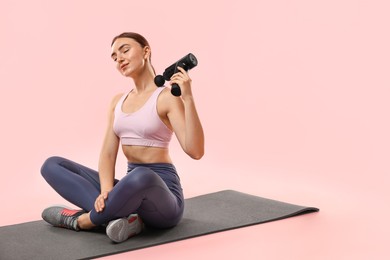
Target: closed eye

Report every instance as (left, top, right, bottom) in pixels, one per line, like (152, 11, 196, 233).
(111, 43, 131, 62)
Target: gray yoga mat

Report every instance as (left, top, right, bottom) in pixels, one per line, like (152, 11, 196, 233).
(0, 190, 319, 260)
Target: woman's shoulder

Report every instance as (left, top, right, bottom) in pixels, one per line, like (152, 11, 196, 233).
(113, 92, 126, 101)
(109, 92, 126, 111)
(158, 86, 182, 112)
(159, 86, 180, 102)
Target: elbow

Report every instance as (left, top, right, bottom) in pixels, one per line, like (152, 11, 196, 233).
(190, 154, 204, 160)
(191, 154, 204, 160)
(184, 140, 205, 160)
(187, 149, 204, 160)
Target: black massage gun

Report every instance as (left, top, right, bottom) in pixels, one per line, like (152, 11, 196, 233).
(154, 53, 198, 96)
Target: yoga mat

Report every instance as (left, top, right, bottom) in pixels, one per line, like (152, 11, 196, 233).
(0, 190, 319, 260)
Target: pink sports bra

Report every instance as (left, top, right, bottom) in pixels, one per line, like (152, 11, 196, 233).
(113, 87, 173, 148)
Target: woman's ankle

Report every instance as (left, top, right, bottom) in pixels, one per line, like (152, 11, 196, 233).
(77, 212, 96, 230)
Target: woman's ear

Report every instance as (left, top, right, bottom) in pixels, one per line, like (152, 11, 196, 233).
(143, 46, 151, 60)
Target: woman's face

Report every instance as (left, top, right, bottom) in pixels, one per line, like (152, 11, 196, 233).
(111, 37, 149, 78)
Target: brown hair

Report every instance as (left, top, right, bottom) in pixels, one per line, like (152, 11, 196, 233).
(111, 32, 155, 75)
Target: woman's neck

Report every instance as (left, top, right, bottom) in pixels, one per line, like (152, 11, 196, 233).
(131, 66, 156, 94)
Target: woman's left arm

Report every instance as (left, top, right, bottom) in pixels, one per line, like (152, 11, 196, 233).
(167, 67, 204, 159)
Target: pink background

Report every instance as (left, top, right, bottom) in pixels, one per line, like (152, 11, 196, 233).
(1, 0, 389, 259)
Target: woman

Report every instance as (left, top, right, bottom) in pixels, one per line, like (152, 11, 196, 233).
(41, 32, 204, 243)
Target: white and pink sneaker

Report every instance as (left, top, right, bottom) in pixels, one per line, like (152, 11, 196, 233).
(106, 214, 144, 243)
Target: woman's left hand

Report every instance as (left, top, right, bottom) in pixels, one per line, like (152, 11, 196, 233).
(169, 67, 193, 100)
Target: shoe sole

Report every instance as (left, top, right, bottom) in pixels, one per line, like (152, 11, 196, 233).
(106, 214, 143, 243)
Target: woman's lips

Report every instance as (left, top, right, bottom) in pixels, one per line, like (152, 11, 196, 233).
(121, 64, 128, 70)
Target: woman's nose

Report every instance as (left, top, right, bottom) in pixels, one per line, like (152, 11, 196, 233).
(117, 55, 125, 63)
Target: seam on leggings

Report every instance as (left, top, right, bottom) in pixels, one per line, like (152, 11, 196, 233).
(78, 167, 101, 190)
(58, 160, 100, 190)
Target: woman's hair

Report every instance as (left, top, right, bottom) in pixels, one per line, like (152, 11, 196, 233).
(111, 32, 155, 75)
(111, 32, 150, 49)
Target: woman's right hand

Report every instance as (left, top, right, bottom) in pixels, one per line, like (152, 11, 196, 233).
(95, 191, 109, 212)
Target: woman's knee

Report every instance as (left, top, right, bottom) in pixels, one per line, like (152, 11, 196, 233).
(124, 166, 160, 187)
(40, 156, 64, 179)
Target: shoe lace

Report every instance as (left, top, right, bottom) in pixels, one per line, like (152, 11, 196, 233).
(59, 211, 81, 230)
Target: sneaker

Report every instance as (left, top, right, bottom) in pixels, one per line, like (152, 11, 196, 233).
(42, 206, 85, 231)
(106, 214, 144, 243)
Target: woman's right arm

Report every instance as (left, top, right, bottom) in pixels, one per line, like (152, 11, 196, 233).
(95, 94, 122, 212)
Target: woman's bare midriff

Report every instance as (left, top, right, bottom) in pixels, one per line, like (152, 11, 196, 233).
(121, 145, 172, 164)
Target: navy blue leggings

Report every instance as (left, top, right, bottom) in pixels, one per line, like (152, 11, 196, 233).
(41, 156, 184, 228)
